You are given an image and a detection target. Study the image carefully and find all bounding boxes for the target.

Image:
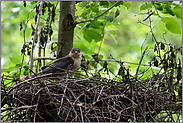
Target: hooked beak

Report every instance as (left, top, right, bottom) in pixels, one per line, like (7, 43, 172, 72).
(74, 51, 79, 54)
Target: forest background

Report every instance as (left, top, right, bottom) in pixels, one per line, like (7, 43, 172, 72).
(1, 1, 182, 77)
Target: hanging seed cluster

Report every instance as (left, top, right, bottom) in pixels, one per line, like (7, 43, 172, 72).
(20, 1, 56, 56)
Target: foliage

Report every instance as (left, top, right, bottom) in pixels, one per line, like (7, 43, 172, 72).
(1, 1, 182, 76)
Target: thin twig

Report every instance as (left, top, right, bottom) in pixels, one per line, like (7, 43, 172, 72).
(135, 46, 148, 80)
(34, 94, 40, 122)
(29, 1, 43, 76)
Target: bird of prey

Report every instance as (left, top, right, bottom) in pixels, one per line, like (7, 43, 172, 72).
(35, 47, 82, 77)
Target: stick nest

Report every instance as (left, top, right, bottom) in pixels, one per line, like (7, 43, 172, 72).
(1, 70, 182, 122)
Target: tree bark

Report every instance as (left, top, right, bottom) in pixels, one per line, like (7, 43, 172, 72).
(57, 1, 76, 58)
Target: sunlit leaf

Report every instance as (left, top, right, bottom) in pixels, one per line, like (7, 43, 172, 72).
(123, 1, 131, 9)
(174, 90, 178, 96)
(173, 5, 182, 19)
(9, 57, 21, 64)
(75, 10, 83, 16)
(1, 67, 15, 73)
(163, 17, 181, 34)
(158, 20, 169, 33)
(105, 25, 118, 31)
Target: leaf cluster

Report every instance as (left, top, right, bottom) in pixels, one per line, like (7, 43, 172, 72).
(75, 1, 130, 43)
(152, 41, 182, 81)
(140, 1, 182, 34)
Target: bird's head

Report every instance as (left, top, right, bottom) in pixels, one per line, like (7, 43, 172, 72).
(69, 47, 82, 58)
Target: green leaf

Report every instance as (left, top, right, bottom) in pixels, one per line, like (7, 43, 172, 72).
(174, 90, 178, 96)
(98, 54, 103, 59)
(91, 3, 99, 13)
(97, 40, 108, 51)
(30, 1, 36, 4)
(79, 1, 88, 7)
(103, 15, 113, 22)
(162, 1, 173, 4)
(123, 1, 131, 9)
(165, 4, 174, 16)
(75, 10, 84, 16)
(81, 11, 88, 19)
(115, 8, 120, 18)
(23, 65, 29, 71)
(87, 21, 104, 29)
(163, 17, 181, 34)
(83, 30, 102, 42)
(114, 1, 123, 7)
(9, 57, 21, 64)
(105, 25, 118, 31)
(99, 1, 109, 8)
(158, 20, 169, 33)
(154, 3, 163, 11)
(140, 3, 152, 11)
(109, 1, 116, 6)
(173, 5, 182, 19)
(1, 67, 15, 73)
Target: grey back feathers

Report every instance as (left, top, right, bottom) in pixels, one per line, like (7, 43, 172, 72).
(40, 55, 74, 74)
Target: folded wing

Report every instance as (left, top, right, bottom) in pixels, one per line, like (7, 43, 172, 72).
(40, 55, 74, 74)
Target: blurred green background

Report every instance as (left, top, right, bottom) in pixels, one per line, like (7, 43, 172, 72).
(1, 1, 182, 76)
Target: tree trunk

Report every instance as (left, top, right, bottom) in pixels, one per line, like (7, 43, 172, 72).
(57, 1, 76, 58)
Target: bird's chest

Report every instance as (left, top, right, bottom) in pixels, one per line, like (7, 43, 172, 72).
(71, 58, 81, 71)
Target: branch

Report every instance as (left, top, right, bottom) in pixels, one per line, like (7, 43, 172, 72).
(38, 22, 41, 69)
(89, 59, 157, 67)
(29, 1, 43, 76)
(33, 57, 56, 61)
(135, 46, 148, 80)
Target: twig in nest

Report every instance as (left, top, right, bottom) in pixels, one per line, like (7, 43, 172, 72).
(29, 68, 45, 87)
(34, 94, 40, 122)
(1, 105, 37, 120)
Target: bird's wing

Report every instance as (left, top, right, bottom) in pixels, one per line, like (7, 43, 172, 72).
(40, 55, 74, 74)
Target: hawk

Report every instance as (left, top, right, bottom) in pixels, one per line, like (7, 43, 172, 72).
(35, 47, 82, 77)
